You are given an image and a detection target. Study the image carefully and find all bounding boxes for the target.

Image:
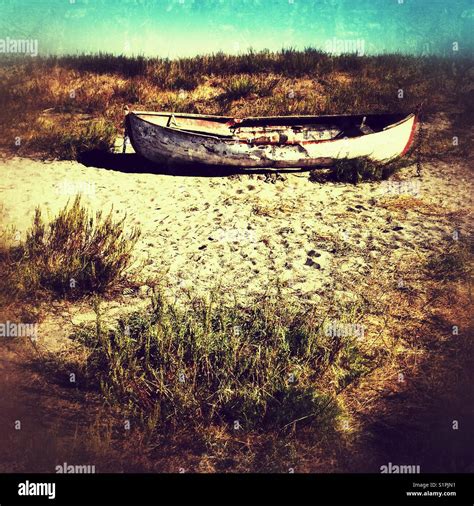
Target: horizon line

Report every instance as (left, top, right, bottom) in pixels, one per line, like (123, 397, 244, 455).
(0, 46, 469, 61)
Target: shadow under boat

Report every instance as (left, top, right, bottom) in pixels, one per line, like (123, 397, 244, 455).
(77, 150, 313, 177)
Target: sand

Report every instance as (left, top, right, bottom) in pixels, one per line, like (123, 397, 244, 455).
(0, 147, 472, 310)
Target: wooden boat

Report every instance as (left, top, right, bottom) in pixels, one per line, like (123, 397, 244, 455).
(125, 110, 417, 168)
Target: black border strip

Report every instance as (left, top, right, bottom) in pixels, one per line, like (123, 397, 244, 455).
(0, 473, 472, 506)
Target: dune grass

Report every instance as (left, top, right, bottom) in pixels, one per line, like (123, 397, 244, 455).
(28, 118, 116, 160)
(63, 285, 376, 435)
(0, 196, 140, 301)
(0, 49, 471, 161)
(219, 74, 278, 102)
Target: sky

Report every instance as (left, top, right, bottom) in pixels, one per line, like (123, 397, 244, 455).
(0, 0, 472, 58)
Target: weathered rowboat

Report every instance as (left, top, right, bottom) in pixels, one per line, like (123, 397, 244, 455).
(125, 110, 417, 168)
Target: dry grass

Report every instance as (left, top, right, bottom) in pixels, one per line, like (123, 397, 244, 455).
(251, 200, 297, 217)
(377, 195, 470, 218)
(0, 196, 140, 302)
(1, 49, 472, 160)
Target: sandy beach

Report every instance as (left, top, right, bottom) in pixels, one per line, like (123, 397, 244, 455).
(1, 142, 472, 307)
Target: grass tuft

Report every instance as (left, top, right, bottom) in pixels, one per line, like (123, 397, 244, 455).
(324, 157, 413, 184)
(27, 118, 116, 160)
(425, 242, 473, 282)
(0, 196, 140, 300)
(220, 74, 257, 101)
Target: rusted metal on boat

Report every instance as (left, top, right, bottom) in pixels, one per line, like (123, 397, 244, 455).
(125, 110, 417, 168)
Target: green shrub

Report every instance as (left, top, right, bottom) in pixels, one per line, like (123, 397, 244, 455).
(2, 196, 140, 299)
(28, 119, 116, 160)
(67, 289, 372, 433)
(327, 157, 413, 184)
(220, 75, 257, 101)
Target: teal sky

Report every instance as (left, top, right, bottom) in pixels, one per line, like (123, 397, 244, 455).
(0, 0, 472, 58)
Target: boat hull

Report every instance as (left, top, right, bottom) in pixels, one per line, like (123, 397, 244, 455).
(126, 112, 417, 169)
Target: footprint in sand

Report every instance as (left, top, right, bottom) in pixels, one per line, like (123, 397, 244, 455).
(305, 257, 321, 268)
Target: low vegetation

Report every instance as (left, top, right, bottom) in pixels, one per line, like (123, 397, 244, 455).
(219, 74, 278, 102)
(36, 238, 472, 470)
(0, 49, 471, 162)
(67, 288, 376, 434)
(0, 196, 140, 301)
(425, 240, 473, 282)
(28, 118, 116, 160)
(325, 156, 414, 184)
